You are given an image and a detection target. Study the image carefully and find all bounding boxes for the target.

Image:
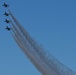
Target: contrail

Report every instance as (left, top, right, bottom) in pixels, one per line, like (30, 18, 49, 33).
(8, 9, 76, 75)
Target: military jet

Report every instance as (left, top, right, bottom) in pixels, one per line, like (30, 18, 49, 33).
(3, 2, 9, 7)
(5, 26, 11, 31)
(4, 12, 10, 16)
(4, 19, 11, 23)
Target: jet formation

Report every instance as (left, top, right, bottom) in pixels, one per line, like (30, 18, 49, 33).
(3, 2, 11, 31)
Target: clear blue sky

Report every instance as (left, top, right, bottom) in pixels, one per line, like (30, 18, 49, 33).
(0, 0, 76, 75)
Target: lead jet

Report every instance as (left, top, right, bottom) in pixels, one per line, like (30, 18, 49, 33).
(5, 26, 11, 31)
(4, 12, 10, 16)
(4, 19, 11, 23)
(3, 2, 9, 7)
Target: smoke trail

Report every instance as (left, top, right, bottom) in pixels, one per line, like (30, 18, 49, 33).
(8, 9, 58, 68)
(9, 16, 63, 74)
(9, 10, 76, 75)
(13, 34, 51, 75)
(10, 21, 56, 75)
(8, 10, 61, 74)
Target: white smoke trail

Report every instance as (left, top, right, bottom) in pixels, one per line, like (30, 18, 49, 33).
(11, 21, 56, 75)
(9, 10, 76, 75)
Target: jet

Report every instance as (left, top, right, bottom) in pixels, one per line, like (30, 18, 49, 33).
(4, 12, 10, 16)
(5, 26, 11, 31)
(3, 2, 9, 7)
(4, 19, 11, 23)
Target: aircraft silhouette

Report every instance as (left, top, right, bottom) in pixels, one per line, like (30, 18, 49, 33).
(4, 19, 11, 23)
(5, 26, 11, 31)
(4, 12, 10, 16)
(3, 2, 9, 7)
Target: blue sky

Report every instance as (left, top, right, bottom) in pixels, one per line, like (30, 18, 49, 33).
(0, 0, 76, 75)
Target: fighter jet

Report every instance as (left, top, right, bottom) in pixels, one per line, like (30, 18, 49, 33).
(4, 19, 11, 23)
(5, 26, 11, 31)
(3, 2, 9, 7)
(4, 12, 10, 16)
